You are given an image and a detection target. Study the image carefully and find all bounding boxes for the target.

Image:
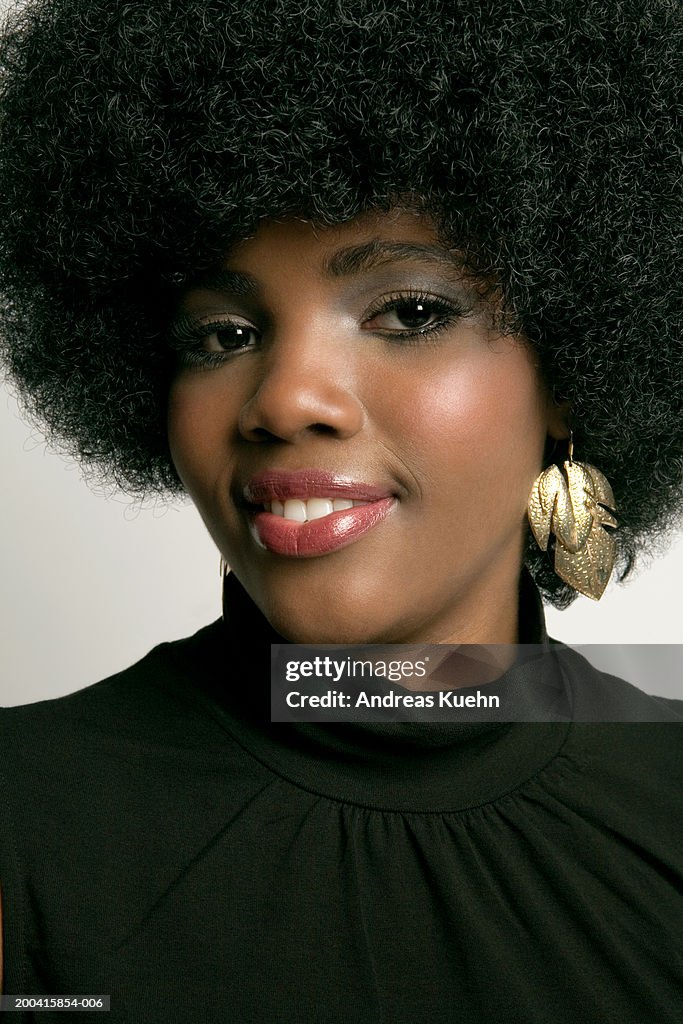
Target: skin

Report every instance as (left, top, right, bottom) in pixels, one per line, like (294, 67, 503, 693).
(167, 208, 567, 646)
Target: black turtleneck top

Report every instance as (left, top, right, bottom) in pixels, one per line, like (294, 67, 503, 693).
(0, 575, 681, 1023)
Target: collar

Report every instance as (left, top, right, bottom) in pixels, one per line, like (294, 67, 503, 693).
(193, 571, 571, 813)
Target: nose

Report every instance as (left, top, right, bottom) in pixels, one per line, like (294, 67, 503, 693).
(238, 328, 366, 443)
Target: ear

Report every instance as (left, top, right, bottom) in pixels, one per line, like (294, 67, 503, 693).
(546, 396, 571, 441)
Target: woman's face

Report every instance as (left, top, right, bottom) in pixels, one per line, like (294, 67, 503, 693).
(168, 209, 564, 644)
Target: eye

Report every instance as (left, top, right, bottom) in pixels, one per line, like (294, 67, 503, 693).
(197, 320, 259, 352)
(167, 313, 261, 367)
(363, 291, 467, 339)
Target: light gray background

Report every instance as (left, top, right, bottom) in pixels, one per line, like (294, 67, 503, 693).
(0, 0, 681, 706)
(2, 380, 682, 706)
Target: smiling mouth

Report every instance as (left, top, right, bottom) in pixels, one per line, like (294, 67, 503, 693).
(258, 497, 368, 522)
(241, 471, 396, 557)
(247, 497, 395, 557)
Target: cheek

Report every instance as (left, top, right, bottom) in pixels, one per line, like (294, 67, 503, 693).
(166, 375, 231, 491)
(395, 343, 547, 498)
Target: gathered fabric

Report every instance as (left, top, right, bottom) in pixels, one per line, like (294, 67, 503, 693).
(0, 576, 681, 1023)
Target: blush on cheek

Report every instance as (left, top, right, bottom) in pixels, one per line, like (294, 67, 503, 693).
(418, 355, 543, 451)
(411, 346, 547, 523)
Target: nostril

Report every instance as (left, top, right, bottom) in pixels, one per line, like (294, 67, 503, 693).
(250, 427, 276, 441)
(310, 423, 338, 436)
(238, 377, 365, 443)
(244, 422, 347, 443)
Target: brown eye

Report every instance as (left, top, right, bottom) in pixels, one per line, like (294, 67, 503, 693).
(167, 312, 262, 369)
(364, 293, 462, 338)
(202, 323, 258, 351)
(391, 299, 439, 330)
(367, 298, 440, 331)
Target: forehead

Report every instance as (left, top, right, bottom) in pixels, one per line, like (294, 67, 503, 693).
(223, 208, 453, 275)
(179, 206, 492, 318)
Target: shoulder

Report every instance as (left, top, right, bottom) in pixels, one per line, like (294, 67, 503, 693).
(548, 642, 683, 804)
(0, 617, 226, 711)
(0, 618, 232, 764)
(0, 614, 271, 861)
(0, 619, 273, 994)
(550, 641, 683, 723)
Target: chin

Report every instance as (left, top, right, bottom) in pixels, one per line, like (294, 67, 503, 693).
(265, 607, 378, 646)
(254, 588, 386, 645)
(243, 558, 401, 645)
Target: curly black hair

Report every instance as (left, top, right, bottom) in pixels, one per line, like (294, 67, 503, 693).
(0, 0, 681, 606)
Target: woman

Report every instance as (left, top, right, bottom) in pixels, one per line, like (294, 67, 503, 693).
(0, 0, 681, 1020)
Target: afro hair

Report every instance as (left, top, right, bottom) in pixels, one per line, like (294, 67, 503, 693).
(0, 0, 682, 606)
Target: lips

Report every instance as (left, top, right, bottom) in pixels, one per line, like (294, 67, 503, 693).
(244, 469, 394, 505)
(242, 469, 396, 557)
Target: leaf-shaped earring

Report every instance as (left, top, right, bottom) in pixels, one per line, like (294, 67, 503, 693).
(527, 437, 617, 600)
(219, 556, 229, 620)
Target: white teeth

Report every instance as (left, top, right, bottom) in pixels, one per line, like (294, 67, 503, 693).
(265, 496, 369, 521)
(283, 499, 307, 522)
(306, 498, 334, 521)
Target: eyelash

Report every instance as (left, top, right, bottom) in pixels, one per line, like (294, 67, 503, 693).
(364, 290, 469, 344)
(167, 314, 257, 369)
(168, 290, 470, 369)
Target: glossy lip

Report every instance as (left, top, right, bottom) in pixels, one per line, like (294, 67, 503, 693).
(243, 468, 395, 505)
(241, 469, 397, 558)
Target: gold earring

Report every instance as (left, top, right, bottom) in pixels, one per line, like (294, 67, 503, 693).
(218, 557, 229, 620)
(527, 436, 617, 600)
(219, 557, 229, 615)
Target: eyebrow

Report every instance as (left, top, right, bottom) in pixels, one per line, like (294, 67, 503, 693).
(187, 268, 259, 295)
(185, 240, 466, 297)
(323, 241, 464, 278)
